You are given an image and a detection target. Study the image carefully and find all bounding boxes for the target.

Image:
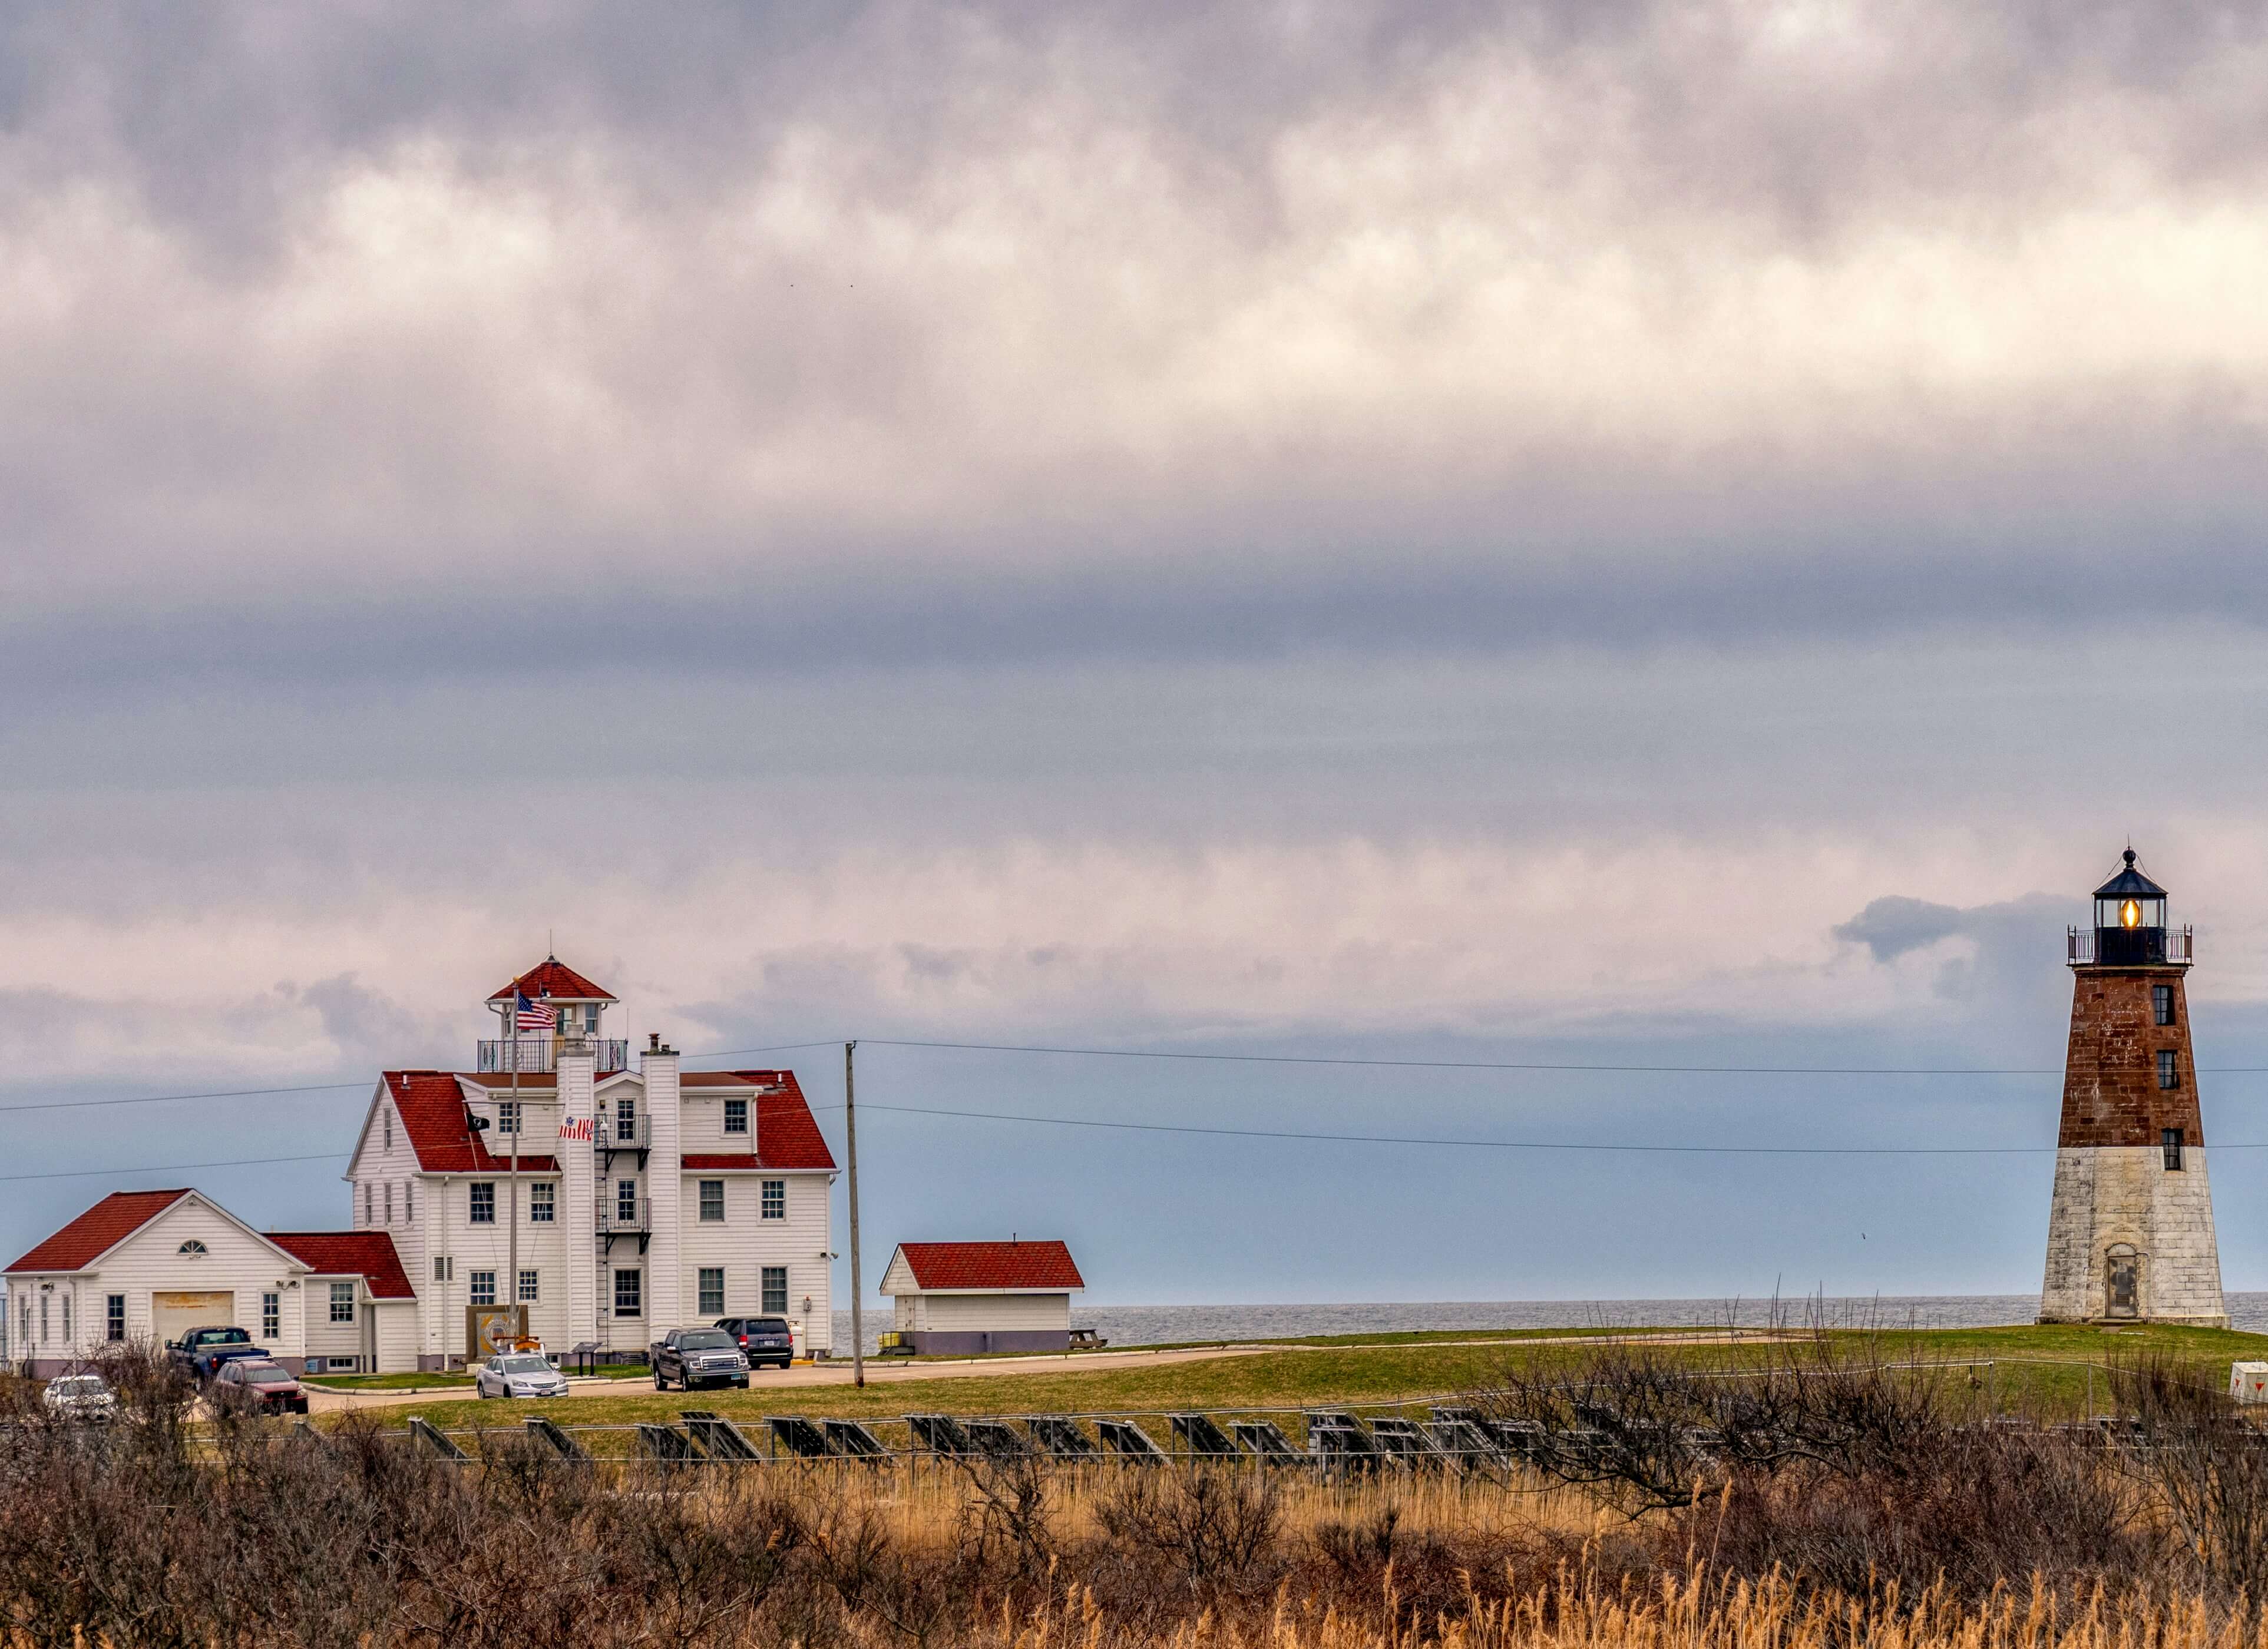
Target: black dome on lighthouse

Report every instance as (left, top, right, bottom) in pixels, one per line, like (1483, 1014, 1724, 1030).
(2094, 848, 2167, 902)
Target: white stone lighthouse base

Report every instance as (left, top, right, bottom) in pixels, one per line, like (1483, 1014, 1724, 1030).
(2039, 1145, 2228, 1326)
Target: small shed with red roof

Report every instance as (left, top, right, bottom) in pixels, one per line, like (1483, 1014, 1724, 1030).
(878, 1239, 1085, 1355)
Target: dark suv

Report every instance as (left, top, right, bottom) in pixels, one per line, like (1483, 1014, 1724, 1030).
(715, 1316, 795, 1369)
(650, 1328, 750, 1392)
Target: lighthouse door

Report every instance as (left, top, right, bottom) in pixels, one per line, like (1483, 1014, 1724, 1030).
(2106, 1250, 2140, 1318)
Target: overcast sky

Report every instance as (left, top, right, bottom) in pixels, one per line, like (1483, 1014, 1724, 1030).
(7, 0, 2268, 1310)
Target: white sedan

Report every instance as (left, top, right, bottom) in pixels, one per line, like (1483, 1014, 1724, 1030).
(41, 1372, 118, 1420)
(474, 1352, 571, 1400)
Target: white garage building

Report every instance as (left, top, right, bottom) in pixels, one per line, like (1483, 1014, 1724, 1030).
(880, 1240, 1085, 1354)
(4, 1189, 416, 1379)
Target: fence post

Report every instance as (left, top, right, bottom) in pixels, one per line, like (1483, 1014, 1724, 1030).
(2087, 1363, 2095, 1422)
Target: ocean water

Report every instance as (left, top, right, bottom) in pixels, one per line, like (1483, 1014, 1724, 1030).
(828, 1293, 2268, 1357)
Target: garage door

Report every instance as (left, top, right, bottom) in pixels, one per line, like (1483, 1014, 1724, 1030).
(153, 1290, 237, 1346)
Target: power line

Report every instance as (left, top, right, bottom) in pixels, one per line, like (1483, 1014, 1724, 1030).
(847, 1100, 2268, 1156)
(0, 1152, 349, 1185)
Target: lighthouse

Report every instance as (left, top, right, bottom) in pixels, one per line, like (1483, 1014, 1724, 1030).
(2039, 850, 2228, 1326)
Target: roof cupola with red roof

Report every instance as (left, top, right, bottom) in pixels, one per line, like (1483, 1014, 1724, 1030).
(487, 956, 616, 1004)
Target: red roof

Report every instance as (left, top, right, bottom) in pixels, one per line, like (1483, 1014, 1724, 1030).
(382, 1072, 560, 1173)
(487, 958, 615, 1002)
(267, 1231, 417, 1299)
(894, 1240, 1083, 1292)
(683, 1074, 836, 1170)
(6, 1189, 191, 1273)
(379, 1069, 827, 1173)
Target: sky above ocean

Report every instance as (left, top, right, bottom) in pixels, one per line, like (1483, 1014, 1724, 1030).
(6, 1, 2268, 1307)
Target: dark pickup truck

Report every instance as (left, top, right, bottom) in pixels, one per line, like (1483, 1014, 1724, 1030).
(167, 1325, 269, 1382)
(649, 1328, 750, 1392)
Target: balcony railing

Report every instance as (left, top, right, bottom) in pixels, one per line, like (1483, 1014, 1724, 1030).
(477, 1038, 629, 1074)
(600, 1112, 649, 1151)
(2068, 925, 2193, 966)
(596, 1196, 652, 1235)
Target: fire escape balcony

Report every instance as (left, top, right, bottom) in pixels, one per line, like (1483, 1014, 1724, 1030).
(477, 1038, 629, 1074)
(597, 1112, 650, 1170)
(596, 1196, 653, 1254)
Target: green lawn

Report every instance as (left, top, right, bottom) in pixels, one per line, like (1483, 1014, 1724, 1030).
(367, 1321, 2268, 1436)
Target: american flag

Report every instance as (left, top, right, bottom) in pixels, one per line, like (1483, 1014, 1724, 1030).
(514, 989, 557, 1031)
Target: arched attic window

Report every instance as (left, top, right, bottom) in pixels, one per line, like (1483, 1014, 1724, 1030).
(178, 1240, 207, 1256)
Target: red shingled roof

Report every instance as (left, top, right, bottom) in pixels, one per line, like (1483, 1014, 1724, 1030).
(487, 958, 615, 1002)
(894, 1241, 1083, 1292)
(268, 1231, 417, 1299)
(683, 1074, 837, 1170)
(5, 1190, 191, 1273)
(382, 1072, 560, 1173)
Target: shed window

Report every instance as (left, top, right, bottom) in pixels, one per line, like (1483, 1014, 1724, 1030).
(2158, 1049, 2180, 1090)
(724, 1098, 748, 1134)
(470, 1182, 495, 1223)
(762, 1267, 789, 1314)
(2153, 985, 2175, 1027)
(262, 1292, 280, 1337)
(330, 1282, 356, 1323)
(762, 1180, 786, 1220)
(699, 1181, 725, 1223)
(106, 1294, 125, 1342)
(468, 1271, 496, 1307)
(698, 1267, 725, 1314)
(2164, 1128, 2186, 1171)
(613, 1269, 642, 1317)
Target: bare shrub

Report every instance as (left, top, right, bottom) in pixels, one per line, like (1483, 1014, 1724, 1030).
(1096, 1467, 1281, 1587)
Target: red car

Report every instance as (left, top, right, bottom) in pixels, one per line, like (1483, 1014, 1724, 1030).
(211, 1358, 310, 1415)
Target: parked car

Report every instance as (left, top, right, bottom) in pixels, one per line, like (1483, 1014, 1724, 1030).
(475, 1352, 570, 1400)
(41, 1372, 118, 1420)
(209, 1358, 309, 1414)
(713, 1316, 796, 1370)
(650, 1328, 750, 1391)
(167, 1325, 267, 1382)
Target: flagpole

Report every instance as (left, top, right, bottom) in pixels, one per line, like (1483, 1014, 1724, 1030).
(508, 978, 520, 1350)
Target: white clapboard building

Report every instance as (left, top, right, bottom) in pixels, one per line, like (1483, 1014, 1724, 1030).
(6, 958, 839, 1375)
(880, 1240, 1085, 1354)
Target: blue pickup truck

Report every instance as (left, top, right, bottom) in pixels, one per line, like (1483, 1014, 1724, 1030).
(167, 1325, 270, 1382)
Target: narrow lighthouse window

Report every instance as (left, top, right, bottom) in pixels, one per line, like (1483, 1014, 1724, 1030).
(2157, 1049, 2180, 1090)
(2153, 985, 2174, 1026)
(2163, 1128, 2186, 1171)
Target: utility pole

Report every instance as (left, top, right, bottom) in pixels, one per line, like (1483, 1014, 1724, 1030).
(845, 1039, 864, 1389)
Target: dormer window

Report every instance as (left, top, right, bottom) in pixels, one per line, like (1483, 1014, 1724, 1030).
(178, 1240, 207, 1256)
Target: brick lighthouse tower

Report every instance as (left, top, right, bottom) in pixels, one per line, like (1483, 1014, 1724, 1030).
(2039, 850, 2228, 1326)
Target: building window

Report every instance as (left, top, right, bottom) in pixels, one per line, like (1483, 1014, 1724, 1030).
(761, 1266, 788, 1314)
(498, 1100, 520, 1135)
(2158, 1049, 2180, 1090)
(18, 1300, 28, 1353)
(614, 1269, 642, 1317)
(383, 1181, 394, 1223)
(617, 1179, 639, 1223)
(518, 1269, 540, 1304)
(699, 1180, 725, 1222)
(583, 1004, 600, 1033)
(60, 1294, 70, 1342)
(530, 1183, 554, 1223)
(468, 1271, 496, 1307)
(263, 1292, 280, 1338)
(105, 1294, 125, 1342)
(698, 1267, 725, 1315)
(405, 1182, 415, 1221)
(363, 1183, 372, 1224)
(470, 1182, 495, 1223)
(432, 1256, 453, 1283)
(724, 1098, 748, 1134)
(178, 1240, 206, 1256)
(329, 1282, 356, 1323)
(384, 1110, 393, 1150)
(38, 1294, 48, 1343)
(2153, 984, 2176, 1027)
(761, 1180, 786, 1220)
(2164, 1128, 2186, 1171)
(616, 1098, 637, 1142)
